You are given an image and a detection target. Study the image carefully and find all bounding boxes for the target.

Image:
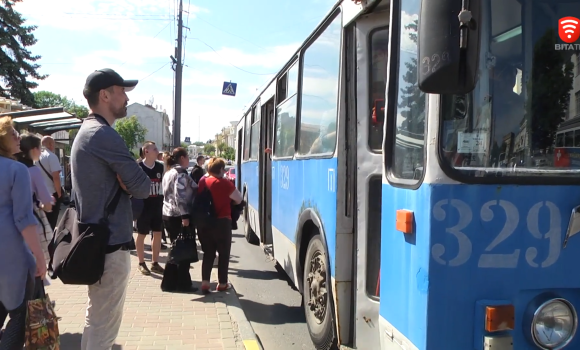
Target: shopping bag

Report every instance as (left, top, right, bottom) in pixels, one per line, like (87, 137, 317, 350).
(167, 226, 199, 264)
(24, 278, 60, 350)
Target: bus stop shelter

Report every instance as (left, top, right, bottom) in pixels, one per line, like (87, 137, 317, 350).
(0, 107, 83, 135)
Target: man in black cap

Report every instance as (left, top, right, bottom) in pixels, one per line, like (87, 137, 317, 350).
(71, 68, 151, 350)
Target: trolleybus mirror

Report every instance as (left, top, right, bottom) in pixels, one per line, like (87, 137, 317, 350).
(418, 0, 481, 94)
(563, 205, 580, 248)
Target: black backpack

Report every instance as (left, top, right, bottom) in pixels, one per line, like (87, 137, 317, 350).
(48, 187, 123, 285)
(192, 181, 216, 228)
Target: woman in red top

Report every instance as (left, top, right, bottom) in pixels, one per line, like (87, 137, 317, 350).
(197, 158, 242, 293)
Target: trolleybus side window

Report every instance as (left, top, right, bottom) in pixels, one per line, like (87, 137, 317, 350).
(274, 63, 299, 158)
(369, 27, 389, 152)
(440, 0, 580, 177)
(243, 113, 251, 161)
(298, 14, 341, 156)
(391, 6, 426, 181)
(250, 105, 260, 160)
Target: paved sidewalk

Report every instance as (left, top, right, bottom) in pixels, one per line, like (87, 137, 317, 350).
(44, 234, 261, 350)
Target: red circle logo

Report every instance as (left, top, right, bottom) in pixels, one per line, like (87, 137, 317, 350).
(559, 17, 580, 43)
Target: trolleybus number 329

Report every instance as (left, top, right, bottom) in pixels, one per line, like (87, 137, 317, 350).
(432, 199, 563, 269)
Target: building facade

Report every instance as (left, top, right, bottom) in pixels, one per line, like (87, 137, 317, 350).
(126, 102, 172, 152)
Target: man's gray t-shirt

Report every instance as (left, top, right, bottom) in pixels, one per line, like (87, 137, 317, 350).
(71, 115, 150, 245)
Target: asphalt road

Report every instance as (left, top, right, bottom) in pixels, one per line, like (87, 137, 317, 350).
(229, 225, 315, 350)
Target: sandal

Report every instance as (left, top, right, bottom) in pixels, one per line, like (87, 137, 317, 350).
(201, 281, 211, 294)
(216, 283, 232, 292)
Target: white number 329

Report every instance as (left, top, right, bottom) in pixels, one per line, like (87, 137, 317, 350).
(431, 199, 562, 269)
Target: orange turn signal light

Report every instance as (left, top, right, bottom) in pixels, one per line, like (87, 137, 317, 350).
(485, 305, 514, 332)
(396, 209, 414, 234)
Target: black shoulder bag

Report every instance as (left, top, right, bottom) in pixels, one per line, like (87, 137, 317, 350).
(48, 187, 123, 285)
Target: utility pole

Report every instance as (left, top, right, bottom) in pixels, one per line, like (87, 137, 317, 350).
(172, 0, 184, 148)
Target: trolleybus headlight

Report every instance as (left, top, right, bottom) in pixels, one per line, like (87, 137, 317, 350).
(531, 298, 577, 349)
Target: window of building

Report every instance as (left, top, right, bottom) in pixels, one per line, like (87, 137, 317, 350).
(274, 63, 299, 158)
(369, 27, 389, 151)
(298, 14, 342, 155)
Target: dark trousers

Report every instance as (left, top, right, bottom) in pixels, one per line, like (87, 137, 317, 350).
(198, 218, 232, 284)
(162, 217, 192, 291)
(45, 192, 61, 231)
(0, 275, 34, 350)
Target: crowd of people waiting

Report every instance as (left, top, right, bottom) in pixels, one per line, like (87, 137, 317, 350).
(0, 67, 244, 350)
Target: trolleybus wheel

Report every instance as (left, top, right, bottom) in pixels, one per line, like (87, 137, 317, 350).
(303, 235, 338, 350)
(244, 193, 259, 245)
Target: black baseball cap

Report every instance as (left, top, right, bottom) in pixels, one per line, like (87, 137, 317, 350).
(83, 68, 138, 98)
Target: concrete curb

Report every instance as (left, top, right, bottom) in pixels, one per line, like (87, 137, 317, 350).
(211, 269, 264, 350)
(226, 284, 264, 350)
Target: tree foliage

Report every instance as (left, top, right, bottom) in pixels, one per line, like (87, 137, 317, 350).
(204, 143, 216, 155)
(0, 0, 46, 106)
(222, 146, 235, 160)
(33, 91, 89, 118)
(529, 28, 574, 150)
(114, 115, 147, 151)
(397, 19, 425, 134)
(193, 141, 204, 146)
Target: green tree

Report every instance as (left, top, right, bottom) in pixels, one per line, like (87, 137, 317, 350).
(223, 146, 235, 160)
(397, 19, 425, 133)
(0, 0, 46, 106)
(33, 91, 89, 118)
(529, 28, 574, 150)
(114, 115, 147, 152)
(180, 142, 189, 149)
(217, 142, 227, 156)
(193, 141, 204, 146)
(204, 143, 216, 155)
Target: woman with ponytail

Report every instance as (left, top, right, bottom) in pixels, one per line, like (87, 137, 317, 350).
(160, 147, 198, 292)
(15, 133, 55, 265)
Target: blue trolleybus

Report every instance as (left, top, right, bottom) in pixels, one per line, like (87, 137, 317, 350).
(235, 0, 580, 349)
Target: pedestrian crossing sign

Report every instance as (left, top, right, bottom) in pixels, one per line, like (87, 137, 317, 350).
(222, 82, 237, 96)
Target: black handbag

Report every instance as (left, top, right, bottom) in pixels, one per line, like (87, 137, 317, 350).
(48, 188, 123, 285)
(167, 226, 198, 264)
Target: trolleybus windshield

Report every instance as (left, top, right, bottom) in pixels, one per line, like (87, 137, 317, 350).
(440, 0, 580, 179)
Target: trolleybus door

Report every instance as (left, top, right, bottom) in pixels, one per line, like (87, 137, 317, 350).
(351, 8, 390, 349)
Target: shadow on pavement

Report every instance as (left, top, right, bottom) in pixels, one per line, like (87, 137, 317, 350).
(235, 293, 305, 325)
(59, 332, 122, 349)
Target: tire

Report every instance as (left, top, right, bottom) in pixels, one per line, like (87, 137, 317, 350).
(244, 193, 259, 245)
(303, 235, 338, 350)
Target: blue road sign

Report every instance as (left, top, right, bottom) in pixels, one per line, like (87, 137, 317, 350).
(222, 82, 237, 96)
(184, 137, 190, 143)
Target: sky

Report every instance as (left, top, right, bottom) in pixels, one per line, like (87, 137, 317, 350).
(14, 0, 337, 142)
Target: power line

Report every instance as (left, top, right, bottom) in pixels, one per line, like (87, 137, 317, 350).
(116, 23, 172, 69)
(187, 38, 277, 76)
(194, 17, 267, 51)
(39, 61, 169, 65)
(153, 21, 172, 39)
(140, 62, 171, 81)
(64, 12, 171, 17)
(61, 16, 172, 21)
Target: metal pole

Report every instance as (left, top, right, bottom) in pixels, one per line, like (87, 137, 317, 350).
(173, 0, 183, 148)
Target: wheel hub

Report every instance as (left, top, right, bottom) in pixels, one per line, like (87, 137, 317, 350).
(307, 251, 328, 324)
